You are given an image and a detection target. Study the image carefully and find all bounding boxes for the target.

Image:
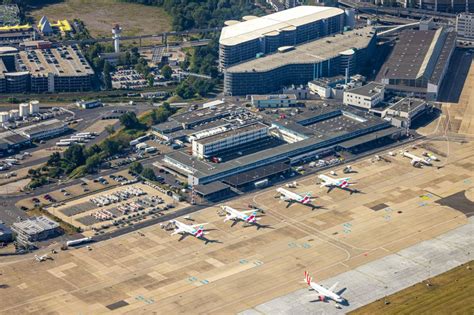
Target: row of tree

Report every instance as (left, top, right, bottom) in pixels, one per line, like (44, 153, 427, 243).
(120, 0, 265, 31)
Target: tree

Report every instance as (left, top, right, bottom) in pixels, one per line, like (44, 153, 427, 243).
(129, 162, 143, 175)
(47, 152, 61, 167)
(63, 144, 86, 168)
(103, 61, 113, 89)
(85, 154, 101, 173)
(28, 168, 38, 177)
(161, 65, 173, 80)
(119, 111, 143, 129)
(100, 138, 120, 156)
(147, 73, 155, 87)
(105, 125, 115, 135)
(141, 167, 156, 181)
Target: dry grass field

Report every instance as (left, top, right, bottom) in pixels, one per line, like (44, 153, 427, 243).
(29, 0, 171, 37)
(350, 262, 474, 315)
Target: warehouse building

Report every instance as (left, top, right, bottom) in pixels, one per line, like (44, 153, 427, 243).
(219, 6, 345, 70)
(377, 27, 455, 100)
(0, 45, 94, 93)
(11, 216, 60, 245)
(224, 27, 377, 96)
(19, 119, 69, 140)
(0, 131, 30, 155)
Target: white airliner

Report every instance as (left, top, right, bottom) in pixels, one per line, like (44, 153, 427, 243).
(402, 151, 432, 167)
(304, 271, 345, 307)
(276, 187, 317, 209)
(318, 174, 357, 193)
(34, 254, 50, 262)
(169, 219, 208, 241)
(221, 205, 259, 226)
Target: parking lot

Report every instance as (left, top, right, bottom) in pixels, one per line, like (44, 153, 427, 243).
(45, 182, 187, 236)
(15, 170, 135, 211)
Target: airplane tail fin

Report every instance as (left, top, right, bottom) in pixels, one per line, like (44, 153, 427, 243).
(195, 229, 204, 238)
(304, 271, 312, 285)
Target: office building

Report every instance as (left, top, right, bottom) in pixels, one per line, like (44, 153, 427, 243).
(251, 94, 297, 108)
(377, 27, 455, 100)
(401, 0, 473, 13)
(456, 13, 474, 41)
(11, 216, 60, 245)
(219, 6, 345, 70)
(343, 82, 385, 109)
(383, 97, 428, 128)
(224, 27, 376, 96)
(192, 122, 269, 158)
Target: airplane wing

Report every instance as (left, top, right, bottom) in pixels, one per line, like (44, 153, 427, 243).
(327, 186, 335, 194)
(192, 223, 208, 228)
(224, 214, 237, 222)
(178, 233, 188, 241)
(286, 200, 293, 208)
(171, 228, 184, 235)
(241, 210, 256, 214)
(328, 282, 339, 293)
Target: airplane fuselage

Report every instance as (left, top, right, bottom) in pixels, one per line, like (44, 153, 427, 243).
(318, 175, 351, 188)
(309, 282, 344, 303)
(222, 206, 257, 223)
(276, 188, 310, 204)
(403, 152, 431, 165)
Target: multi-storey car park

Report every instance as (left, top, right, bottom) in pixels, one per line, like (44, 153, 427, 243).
(223, 27, 376, 96)
(218, 6, 345, 70)
(0, 45, 94, 93)
(162, 104, 401, 187)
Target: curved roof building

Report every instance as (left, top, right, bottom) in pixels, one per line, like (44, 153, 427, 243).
(219, 6, 345, 70)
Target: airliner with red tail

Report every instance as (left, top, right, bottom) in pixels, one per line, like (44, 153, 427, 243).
(318, 174, 358, 194)
(276, 187, 318, 209)
(169, 219, 208, 241)
(222, 205, 259, 225)
(304, 271, 345, 307)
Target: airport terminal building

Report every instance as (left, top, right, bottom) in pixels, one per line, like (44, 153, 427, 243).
(219, 6, 345, 70)
(223, 27, 377, 96)
(163, 105, 399, 186)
